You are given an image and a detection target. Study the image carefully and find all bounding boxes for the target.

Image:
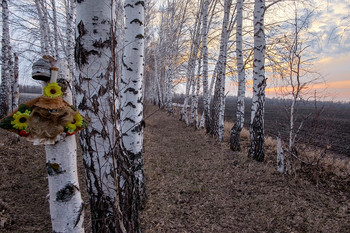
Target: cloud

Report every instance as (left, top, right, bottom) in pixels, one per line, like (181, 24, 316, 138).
(308, 0, 350, 58)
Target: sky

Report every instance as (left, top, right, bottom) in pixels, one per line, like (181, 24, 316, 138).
(263, 0, 350, 102)
(14, 0, 350, 102)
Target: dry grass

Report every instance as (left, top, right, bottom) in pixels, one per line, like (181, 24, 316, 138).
(223, 120, 350, 185)
(141, 105, 350, 232)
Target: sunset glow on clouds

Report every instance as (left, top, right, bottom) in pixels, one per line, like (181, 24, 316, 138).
(258, 1, 350, 102)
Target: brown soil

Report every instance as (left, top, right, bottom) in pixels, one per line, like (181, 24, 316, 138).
(0, 104, 349, 232)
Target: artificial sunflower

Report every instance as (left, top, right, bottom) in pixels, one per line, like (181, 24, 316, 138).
(43, 82, 62, 98)
(11, 110, 31, 130)
(65, 123, 77, 133)
(72, 113, 83, 128)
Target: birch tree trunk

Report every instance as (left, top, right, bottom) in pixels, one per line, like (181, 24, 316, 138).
(201, 0, 210, 130)
(193, 52, 202, 128)
(75, 1, 128, 232)
(45, 61, 84, 233)
(51, 0, 59, 59)
(0, 0, 11, 118)
(189, 9, 203, 126)
(35, 0, 50, 55)
(181, 1, 200, 124)
(210, 0, 232, 141)
(65, 0, 76, 80)
(121, 0, 146, 210)
(11, 53, 19, 112)
(277, 133, 285, 173)
(248, 0, 266, 161)
(230, 0, 245, 151)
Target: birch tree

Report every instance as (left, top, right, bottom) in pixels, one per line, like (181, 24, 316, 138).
(166, 0, 189, 114)
(248, 0, 266, 161)
(35, 0, 52, 55)
(182, 1, 202, 124)
(273, 3, 315, 173)
(11, 53, 19, 111)
(230, 0, 245, 151)
(75, 0, 131, 231)
(64, 0, 76, 81)
(0, 0, 11, 118)
(210, 0, 233, 141)
(45, 61, 84, 233)
(121, 0, 146, 210)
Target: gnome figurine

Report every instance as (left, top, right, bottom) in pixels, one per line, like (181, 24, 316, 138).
(0, 56, 88, 145)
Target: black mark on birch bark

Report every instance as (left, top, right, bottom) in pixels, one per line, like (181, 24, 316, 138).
(74, 202, 85, 228)
(56, 183, 76, 202)
(124, 88, 138, 94)
(92, 95, 100, 113)
(135, 1, 145, 7)
(98, 85, 107, 96)
(126, 102, 137, 108)
(46, 162, 63, 176)
(125, 3, 134, 8)
(93, 39, 111, 49)
(135, 34, 144, 39)
(130, 19, 143, 25)
(75, 21, 89, 68)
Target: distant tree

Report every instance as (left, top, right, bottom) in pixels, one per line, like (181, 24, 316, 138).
(64, 0, 76, 81)
(273, 3, 317, 173)
(165, 0, 189, 114)
(248, 0, 266, 161)
(11, 53, 19, 111)
(0, 0, 11, 118)
(210, 0, 233, 141)
(230, 0, 245, 151)
(201, 0, 210, 129)
(35, 0, 53, 55)
(181, 0, 201, 125)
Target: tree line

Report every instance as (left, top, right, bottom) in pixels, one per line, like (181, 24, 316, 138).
(0, 0, 345, 232)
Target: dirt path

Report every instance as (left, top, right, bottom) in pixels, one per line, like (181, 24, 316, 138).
(140, 105, 349, 232)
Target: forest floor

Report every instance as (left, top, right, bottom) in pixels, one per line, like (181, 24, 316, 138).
(0, 103, 349, 232)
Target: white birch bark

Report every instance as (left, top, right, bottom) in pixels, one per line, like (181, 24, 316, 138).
(277, 133, 285, 173)
(65, 0, 76, 79)
(210, 0, 232, 141)
(248, 0, 266, 161)
(193, 52, 202, 128)
(164, 4, 176, 113)
(230, 0, 245, 151)
(189, 9, 203, 126)
(155, 48, 164, 106)
(121, 0, 146, 210)
(167, 0, 189, 114)
(181, 1, 200, 124)
(42, 0, 54, 55)
(35, 0, 50, 55)
(200, 0, 210, 130)
(0, 0, 11, 118)
(45, 61, 84, 233)
(11, 53, 19, 111)
(51, 0, 59, 59)
(75, 1, 128, 231)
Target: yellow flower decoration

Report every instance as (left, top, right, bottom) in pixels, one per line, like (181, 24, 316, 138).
(72, 113, 83, 128)
(11, 110, 31, 130)
(43, 82, 62, 98)
(65, 123, 77, 133)
(65, 113, 83, 133)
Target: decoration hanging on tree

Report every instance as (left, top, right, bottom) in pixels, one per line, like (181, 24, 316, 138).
(0, 56, 89, 145)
